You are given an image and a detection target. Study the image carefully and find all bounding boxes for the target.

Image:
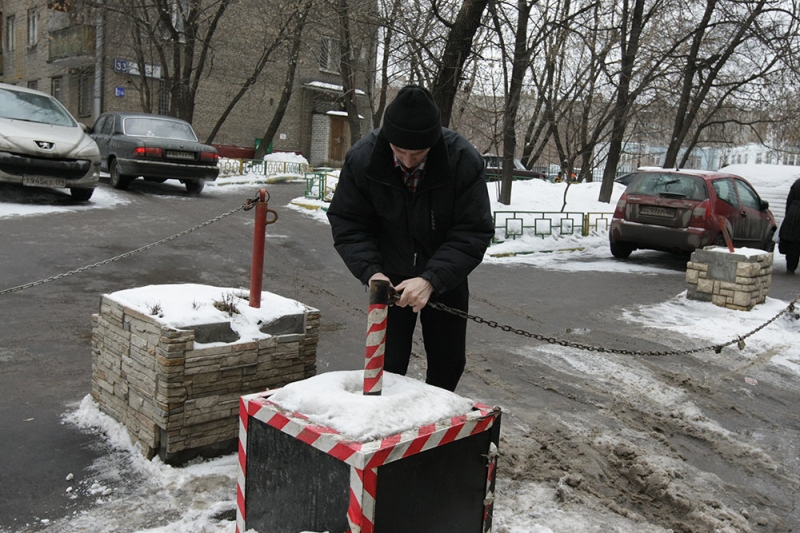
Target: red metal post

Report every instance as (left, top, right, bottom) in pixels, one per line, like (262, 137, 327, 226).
(250, 189, 267, 308)
(718, 215, 735, 252)
(363, 280, 390, 395)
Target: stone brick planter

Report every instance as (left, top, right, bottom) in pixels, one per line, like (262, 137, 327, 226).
(90, 284, 318, 463)
(686, 247, 773, 311)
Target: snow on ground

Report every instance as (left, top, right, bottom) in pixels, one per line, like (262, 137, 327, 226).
(2, 158, 800, 533)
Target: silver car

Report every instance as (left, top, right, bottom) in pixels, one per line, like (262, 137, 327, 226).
(0, 82, 100, 201)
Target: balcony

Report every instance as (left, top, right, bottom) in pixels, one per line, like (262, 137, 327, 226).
(49, 25, 96, 66)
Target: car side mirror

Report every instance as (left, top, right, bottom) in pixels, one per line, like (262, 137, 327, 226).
(81, 123, 91, 133)
(761, 200, 769, 211)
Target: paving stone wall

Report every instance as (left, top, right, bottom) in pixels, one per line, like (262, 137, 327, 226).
(91, 295, 319, 463)
(686, 247, 773, 311)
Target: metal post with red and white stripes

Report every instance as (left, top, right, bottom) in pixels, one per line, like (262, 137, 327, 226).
(363, 279, 390, 395)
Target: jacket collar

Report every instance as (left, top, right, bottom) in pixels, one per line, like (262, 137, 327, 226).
(365, 129, 451, 190)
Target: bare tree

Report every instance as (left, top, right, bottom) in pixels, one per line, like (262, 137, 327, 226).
(524, 0, 617, 184)
(206, 0, 314, 145)
(252, 0, 315, 159)
(337, 0, 364, 144)
(662, 0, 785, 168)
(106, 0, 233, 122)
(430, 0, 492, 126)
(598, 0, 653, 203)
(489, 0, 537, 205)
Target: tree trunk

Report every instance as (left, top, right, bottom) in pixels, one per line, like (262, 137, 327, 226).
(205, 1, 312, 145)
(338, 0, 363, 144)
(430, 0, 490, 127)
(254, 12, 309, 159)
(498, 0, 532, 205)
(599, 0, 646, 204)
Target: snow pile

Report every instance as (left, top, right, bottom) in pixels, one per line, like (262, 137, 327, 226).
(107, 283, 306, 345)
(267, 370, 476, 442)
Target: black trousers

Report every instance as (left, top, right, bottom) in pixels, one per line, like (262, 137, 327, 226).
(383, 281, 469, 392)
(782, 240, 800, 273)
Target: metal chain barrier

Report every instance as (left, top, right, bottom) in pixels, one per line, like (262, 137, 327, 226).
(5, 191, 798, 359)
(0, 193, 263, 296)
(427, 293, 800, 357)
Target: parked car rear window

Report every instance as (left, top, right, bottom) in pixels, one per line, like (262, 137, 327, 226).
(627, 173, 707, 201)
(122, 117, 198, 141)
(0, 87, 77, 127)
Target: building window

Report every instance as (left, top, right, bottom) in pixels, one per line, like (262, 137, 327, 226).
(27, 80, 38, 90)
(51, 77, 63, 102)
(319, 36, 340, 73)
(27, 8, 38, 47)
(6, 15, 15, 52)
(78, 70, 93, 117)
(158, 79, 170, 115)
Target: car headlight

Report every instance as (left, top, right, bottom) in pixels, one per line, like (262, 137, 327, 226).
(0, 134, 12, 151)
(75, 135, 100, 159)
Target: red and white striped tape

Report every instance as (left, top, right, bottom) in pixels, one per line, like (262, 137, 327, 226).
(236, 390, 499, 533)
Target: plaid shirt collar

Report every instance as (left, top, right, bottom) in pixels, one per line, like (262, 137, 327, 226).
(393, 154, 427, 194)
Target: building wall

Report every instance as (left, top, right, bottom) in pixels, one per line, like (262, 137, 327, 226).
(1, 0, 376, 164)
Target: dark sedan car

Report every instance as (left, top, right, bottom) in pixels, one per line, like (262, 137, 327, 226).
(0, 82, 100, 201)
(482, 154, 547, 181)
(609, 169, 776, 258)
(90, 112, 219, 194)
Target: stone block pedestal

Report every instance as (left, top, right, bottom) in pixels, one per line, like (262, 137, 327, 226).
(686, 246, 773, 310)
(91, 285, 319, 463)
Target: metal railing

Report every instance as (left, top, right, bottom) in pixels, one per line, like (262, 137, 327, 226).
(218, 158, 311, 178)
(493, 210, 614, 241)
(304, 167, 335, 201)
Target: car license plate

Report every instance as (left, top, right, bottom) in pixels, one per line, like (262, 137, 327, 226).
(22, 176, 67, 188)
(639, 205, 675, 217)
(166, 151, 195, 160)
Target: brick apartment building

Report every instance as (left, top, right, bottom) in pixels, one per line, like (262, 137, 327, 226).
(0, 0, 376, 166)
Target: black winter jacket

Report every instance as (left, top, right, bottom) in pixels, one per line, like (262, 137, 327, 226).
(779, 178, 800, 243)
(327, 128, 494, 296)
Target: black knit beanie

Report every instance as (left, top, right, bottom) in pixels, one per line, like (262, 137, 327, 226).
(381, 85, 442, 150)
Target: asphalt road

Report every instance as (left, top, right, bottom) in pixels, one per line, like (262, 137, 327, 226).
(1, 179, 798, 531)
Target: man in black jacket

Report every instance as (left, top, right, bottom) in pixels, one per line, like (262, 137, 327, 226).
(779, 177, 800, 273)
(327, 85, 494, 392)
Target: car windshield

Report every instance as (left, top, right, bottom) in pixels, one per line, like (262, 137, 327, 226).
(122, 117, 198, 141)
(626, 173, 707, 201)
(0, 87, 77, 127)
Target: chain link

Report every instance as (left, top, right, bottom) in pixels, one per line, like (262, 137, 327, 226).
(427, 294, 800, 357)
(0, 195, 258, 296)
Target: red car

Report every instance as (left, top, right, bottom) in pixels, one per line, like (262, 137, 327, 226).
(610, 169, 777, 258)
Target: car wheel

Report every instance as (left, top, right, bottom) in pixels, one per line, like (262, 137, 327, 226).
(610, 241, 634, 259)
(109, 159, 131, 190)
(714, 219, 734, 248)
(714, 230, 733, 248)
(185, 179, 205, 195)
(69, 188, 94, 201)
